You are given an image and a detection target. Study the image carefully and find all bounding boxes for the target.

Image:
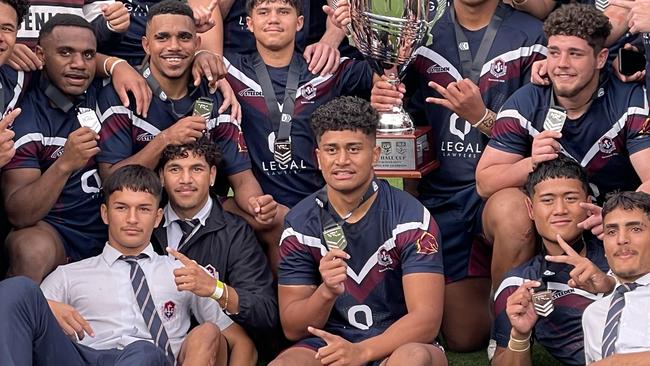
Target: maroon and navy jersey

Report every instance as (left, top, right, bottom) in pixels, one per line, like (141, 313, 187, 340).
(405, 5, 546, 209)
(278, 180, 444, 342)
(98, 0, 157, 65)
(0, 65, 27, 115)
(96, 80, 250, 177)
(491, 237, 608, 365)
(489, 75, 650, 201)
(3, 76, 105, 258)
(224, 53, 373, 207)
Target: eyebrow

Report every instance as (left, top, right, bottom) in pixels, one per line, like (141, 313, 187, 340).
(604, 221, 645, 228)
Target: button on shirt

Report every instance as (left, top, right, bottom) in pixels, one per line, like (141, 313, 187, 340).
(163, 198, 212, 250)
(40, 244, 233, 358)
(582, 273, 650, 363)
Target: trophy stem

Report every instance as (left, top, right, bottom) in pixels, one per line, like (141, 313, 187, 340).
(378, 73, 414, 134)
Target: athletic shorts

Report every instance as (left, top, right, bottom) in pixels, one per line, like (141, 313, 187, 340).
(45, 220, 105, 261)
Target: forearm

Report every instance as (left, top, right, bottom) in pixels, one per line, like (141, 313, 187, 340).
(509, 0, 555, 19)
(476, 158, 532, 198)
(99, 135, 168, 178)
(280, 285, 337, 340)
(491, 346, 532, 366)
(191, 0, 224, 54)
(230, 286, 278, 330)
(4, 164, 71, 227)
(229, 170, 263, 216)
(357, 310, 439, 362)
(215, 284, 239, 315)
(321, 8, 346, 49)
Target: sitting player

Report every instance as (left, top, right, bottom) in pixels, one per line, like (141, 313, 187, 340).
(272, 97, 446, 366)
(491, 156, 612, 365)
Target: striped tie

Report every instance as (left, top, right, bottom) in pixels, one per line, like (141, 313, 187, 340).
(120, 254, 176, 365)
(595, 0, 609, 11)
(601, 282, 639, 358)
(176, 218, 200, 245)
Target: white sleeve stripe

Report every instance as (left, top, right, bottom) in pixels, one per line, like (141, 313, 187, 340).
(14, 133, 66, 150)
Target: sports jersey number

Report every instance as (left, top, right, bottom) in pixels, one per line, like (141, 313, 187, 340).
(81, 169, 102, 194)
(347, 305, 373, 330)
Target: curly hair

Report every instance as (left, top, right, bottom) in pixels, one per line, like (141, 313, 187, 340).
(1, 0, 29, 25)
(310, 96, 379, 142)
(158, 136, 222, 171)
(544, 3, 611, 52)
(246, 0, 302, 16)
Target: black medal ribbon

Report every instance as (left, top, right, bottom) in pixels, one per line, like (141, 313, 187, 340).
(252, 53, 301, 165)
(139, 62, 202, 119)
(315, 178, 380, 251)
(450, 4, 508, 84)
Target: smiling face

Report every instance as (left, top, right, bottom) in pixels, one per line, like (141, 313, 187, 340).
(0, 2, 18, 65)
(36, 25, 97, 97)
(160, 151, 215, 219)
(526, 177, 590, 248)
(101, 189, 163, 256)
(547, 35, 607, 99)
(143, 13, 199, 82)
(603, 208, 650, 282)
(246, 0, 303, 53)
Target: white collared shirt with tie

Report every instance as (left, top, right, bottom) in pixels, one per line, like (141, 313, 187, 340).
(163, 197, 213, 250)
(582, 273, 650, 363)
(40, 243, 233, 358)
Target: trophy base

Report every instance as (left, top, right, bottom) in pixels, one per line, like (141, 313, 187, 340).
(375, 127, 438, 178)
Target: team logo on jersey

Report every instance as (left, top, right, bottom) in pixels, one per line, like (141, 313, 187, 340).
(396, 141, 407, 155)
(598, 137, 616, 154)
(381, 141, 392, 155)
(205, 264, 217, 279)
(490, 59, 507, 79)
(426, 63, 450, 74)
(137, 132, 154, 142)
(238, 88, 263, 98)
(301, 85, 317, 100)
(640, 118, 650, 135)
(50, 146, 65, 159)
(162, 301, 176, 321)
(377, 248, 394, 268)
(416, 231, 439, 255)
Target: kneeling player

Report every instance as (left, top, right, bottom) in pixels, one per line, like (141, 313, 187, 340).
(272, 97, 446, 366)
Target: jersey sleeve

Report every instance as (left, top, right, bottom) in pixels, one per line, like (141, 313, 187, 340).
(488, 93, 533, 156)
(336, 58, 374, 97)
(519, 33, 547, 84)
(207, 93, 251, 176)
(97, 85, 136, 165)
(624, 85, 650, 155)
(491, 281, 521, 348)
(398, 208, 444, 275)
(278, 222, 320, 286)
(3, 104, 43, 171)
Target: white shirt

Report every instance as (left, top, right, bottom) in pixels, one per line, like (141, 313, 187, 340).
(41, 243, 233, 358)
(582, 273, 650, 363)
(163, 198, 212, 250)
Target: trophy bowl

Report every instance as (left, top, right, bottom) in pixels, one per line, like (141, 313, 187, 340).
(345, 0, 446, 134)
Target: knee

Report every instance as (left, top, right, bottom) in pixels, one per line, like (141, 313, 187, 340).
(6, 228, 61, 276)
(391, 343, 433, 366)
(194, 323, 221, 348)
(484, 188, 534, 240)
(268, 356, 290, 366)
(0, 276, 43, 312)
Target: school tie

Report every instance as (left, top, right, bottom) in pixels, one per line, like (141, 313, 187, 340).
(601, 282, 639, 358)
(176, 218, 200, 245)
(120, 254, 176, 365)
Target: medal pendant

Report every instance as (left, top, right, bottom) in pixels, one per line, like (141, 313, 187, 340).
(532, 290, 554, 317)
(323, 225, 347, 251)
(274, 139, 292, 165)
(543, 107, 567, 132)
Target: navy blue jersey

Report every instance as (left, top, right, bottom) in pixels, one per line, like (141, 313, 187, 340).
(492, 236, 608, 365)
(224, 52, 373, 207)
(98, 0, 156, 65)
(490, 75, 650, 202)
(4, 75, 106, 259)
(279, 180, 444, 342)
(405, 5, 546, 209)
(0, 65, 28, 115)
(97, 80, 250, 177)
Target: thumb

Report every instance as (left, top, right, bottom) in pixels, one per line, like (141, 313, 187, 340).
(248, 196, 261, 214)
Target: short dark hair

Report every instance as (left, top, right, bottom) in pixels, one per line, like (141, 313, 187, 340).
(602, 191, 650, 221)
(147, 0, 194, 25)
(246, 0, 302, 16)
(37, 14, 94, 45)
(1, 0, 29, 26)
(525, 155, 589, 197)
(310, 96, 379, 142)
(103, 165, 163, 204)
(158, 136, 222, 171)
(543, 3, 611, 52)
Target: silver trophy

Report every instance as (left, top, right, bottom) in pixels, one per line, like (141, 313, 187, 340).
(342, 0, 446, 133)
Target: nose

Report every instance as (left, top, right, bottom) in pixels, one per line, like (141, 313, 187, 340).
(70, 52, 86, 69)
(552, 199, 568, 215)
(558, 51, 570, 68)
(179, 168, 192, 183)
(616, 230, 630, 246)
(335, 150, 350, 165)
(169, 36, 181, 50)
(126, 207, 138, 224)
(269, 9, 280, 23)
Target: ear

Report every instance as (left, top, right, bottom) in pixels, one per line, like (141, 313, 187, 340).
(210, 165, 217, 186)
(525, 196, 535, 221)
(296, 15, 304, 32)
(100, 203, 109, 225)
(142, 36, 150, 56)
(246, 16, 253, 33)
(596, 47, 609, 70)
(372, 144, 381, 166)
(195, 34, 202, 51)
(315, 147, 323, 170)
(154, 207, 164, 228)
(159, 169, 165, 188)
(35, 45, 45, 64)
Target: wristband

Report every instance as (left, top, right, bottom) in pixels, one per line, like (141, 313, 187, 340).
(512, 0, 528, 5)
(109, 59, 126, 76)
(507, 332, 531, 352)
(106, 20, 117, 33)
(210, 280, 225, 301)
(102, 56, 114, 76)
(472, 109, 490, 128)
(194, 50, 222, 58)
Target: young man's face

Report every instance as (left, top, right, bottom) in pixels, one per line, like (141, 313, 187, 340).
(526, 177, 589, 245)
(143, 13, 199, 81)
(316, 129, 380, 195)
(246, 0, 303, 52)
(36, 26, 97, 97)
(160, 152, 216, 215)
(547, 35, 608, 99)
(0, 2, 18, 65)
(101, 189, 163, 256)
(603, 207, 650, 282)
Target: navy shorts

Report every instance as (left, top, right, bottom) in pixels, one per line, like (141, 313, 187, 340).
(45, 220, 105, 261)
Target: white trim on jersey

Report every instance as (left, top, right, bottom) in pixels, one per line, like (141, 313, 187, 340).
(6, 71, 24, 113)
(494, 275, 603, 302)
(14, 133, 66, 150)
(206, 114, 238, 131)
(413, 47, 463, 81)
(99, 105, 161, 136)
(480, 44, 548, 77)
(280, 206, 433, 285)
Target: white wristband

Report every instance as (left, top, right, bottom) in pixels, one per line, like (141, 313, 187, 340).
(109, 59, 126, 76)
(472, 108, 489, 128)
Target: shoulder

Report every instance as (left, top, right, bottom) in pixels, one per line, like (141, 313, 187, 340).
(494, 256, 540, 297)
(502, 8, 545, 38)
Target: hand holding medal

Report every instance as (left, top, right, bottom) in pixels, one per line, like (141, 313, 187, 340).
(318, 249, 350, 299)
(505, 280, 541, 343)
